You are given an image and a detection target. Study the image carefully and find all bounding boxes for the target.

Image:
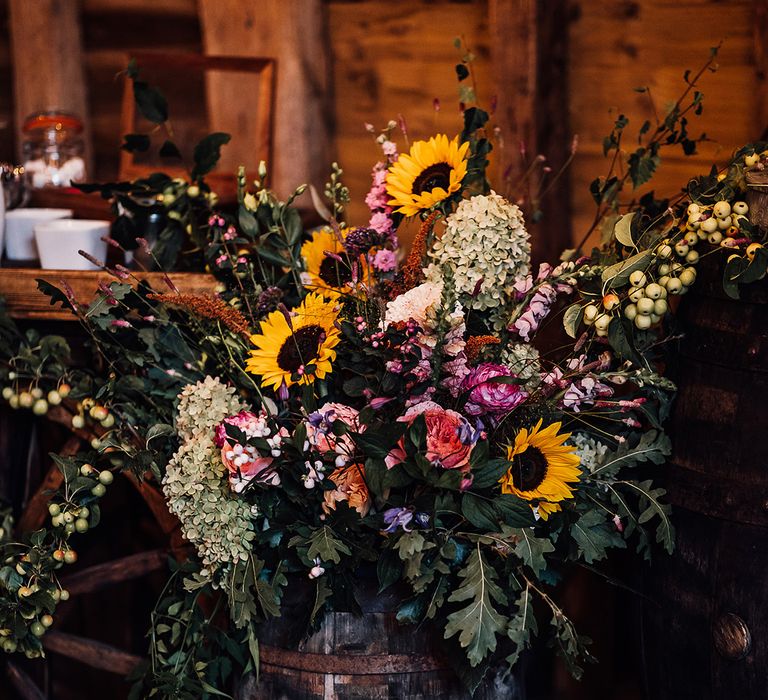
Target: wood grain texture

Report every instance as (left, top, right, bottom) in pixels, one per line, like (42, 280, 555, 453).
(199, 0, 333, 201)
(643, 258, 768, 699)
(59, 549, 167, 595)
(0, 269, 217, 320)
(568, 0, 757, 248)
(490, 0, 572, 263)
(329, 0, 490, 240)
(43, 631, 143, 676)
(245, 581, 525, 699)
(8, 0, 92, 171)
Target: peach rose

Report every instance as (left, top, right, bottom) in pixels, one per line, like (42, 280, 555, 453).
(322, 464, 370, 516)
(386, 401, 478, 474)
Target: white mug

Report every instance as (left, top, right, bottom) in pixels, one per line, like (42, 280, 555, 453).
(4, 208, 73, 260)
(34, 219, 110, 270)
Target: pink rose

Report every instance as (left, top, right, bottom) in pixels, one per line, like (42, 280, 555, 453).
(386, 401, 477, 476)
(463, 363, 528, 417)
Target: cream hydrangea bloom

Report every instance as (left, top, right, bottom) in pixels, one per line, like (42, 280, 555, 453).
(500, 342, 542, 392)
(424, 191, 530, 316)
(568, 432, 609, 473)
(163, 376, 257, 572)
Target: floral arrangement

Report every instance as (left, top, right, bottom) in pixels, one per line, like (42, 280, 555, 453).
(1, 48, 765, 697)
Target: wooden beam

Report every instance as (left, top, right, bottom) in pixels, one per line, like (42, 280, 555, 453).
(490, 0, 572, 264)
(5, 660, 46, 700)
(7, 0, 92, 173)
(43, 631, 143, 676)
(60, 549, 167, 596)
(198, 0, 333, 201)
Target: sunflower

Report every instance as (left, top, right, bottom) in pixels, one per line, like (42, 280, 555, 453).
(386, 134, 470, 217)
(499, 419, 581, 520)
(246, 293, 341, 393)
(301, 227, 367, 299)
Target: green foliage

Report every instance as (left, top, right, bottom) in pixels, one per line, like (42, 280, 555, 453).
(444, 545, 508, 667)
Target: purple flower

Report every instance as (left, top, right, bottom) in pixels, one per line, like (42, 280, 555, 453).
(382, 507, 414, 533)
(462, 363, 528, 416)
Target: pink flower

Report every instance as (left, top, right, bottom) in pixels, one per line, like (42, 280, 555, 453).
(215, 410, 284, 490)
(369, 211, 393, 234)
(462, 363, 528, 416)
(372, 249, 397, 272)
(306, 403, 363, 463)
(386, 401, 477, 475)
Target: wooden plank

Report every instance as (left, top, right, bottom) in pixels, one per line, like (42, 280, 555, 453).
(43, 631, 143, 676)
(0, 269, 218, 320)
(755, 0, 768, 138)
(60, 549, 167, 595)
(490, 0, 572, 264)
(5, 660, 46, 700)
(7, 0, 92, 173)
(198, 0, 333, 201)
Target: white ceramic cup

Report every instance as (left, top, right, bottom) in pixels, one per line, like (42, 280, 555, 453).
(4, 208, 73, 260)
(34, 219, 110, 270)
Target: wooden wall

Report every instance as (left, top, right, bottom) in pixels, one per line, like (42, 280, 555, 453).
(0, 0, 762, 247)
(568, 0, 760, 246)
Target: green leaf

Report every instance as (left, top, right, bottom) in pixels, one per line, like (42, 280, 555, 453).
(159, 140, 182, 159)
(562, 302, 584, 340)
(494, 495, 536, 528)
(227, 555, 286, 629)
(133, 80, 168, 123)
(305, 526, 351, 565)
(146, 423, 174, 447)
(511, 528, 554, 576)
(36, 279, 75, 312)
(456, 63, 470, 81)
(619, 479, 674, 554)
(121, 133, 151, 153)
(444, 545, 508, 667)
(393, 531, 429, 560)
(310, 577, 331, 625)
(351, 423, 406, 460)
(192, 132, 231, 180)
(589, 430, 671, 479)
(571, 510, 625, 564)
(468, 457, 507, 490)
(613, 212, 636, 247)
(461, 494, 498, 531)
(601, 249, 652, 287)
(506, 586, 538, 667)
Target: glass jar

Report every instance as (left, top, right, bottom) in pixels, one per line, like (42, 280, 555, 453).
(21, 111, 86, 188)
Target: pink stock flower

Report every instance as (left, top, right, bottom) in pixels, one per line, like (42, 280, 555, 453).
(462, 363, 528, 416)
(372, 248, 397, 272)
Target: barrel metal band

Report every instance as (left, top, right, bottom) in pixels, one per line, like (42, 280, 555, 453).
(259, 644, 448, 675)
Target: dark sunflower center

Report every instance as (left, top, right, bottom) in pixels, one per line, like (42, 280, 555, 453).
(412, 162, 452, 195)
(277, 324, 325, 372)
(318, 255, 354, 288)
(511, 446, 548, 492)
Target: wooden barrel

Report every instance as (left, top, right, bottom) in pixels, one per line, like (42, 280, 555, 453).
(643, 259, 768, 699)
(238, 580, 525, 699)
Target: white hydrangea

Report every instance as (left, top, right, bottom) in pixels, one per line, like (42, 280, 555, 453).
(499, 342, 542, 392)
(163, 376, 257, 572)
(568, 432, 610, 473)
(424, 191, 530, 314)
